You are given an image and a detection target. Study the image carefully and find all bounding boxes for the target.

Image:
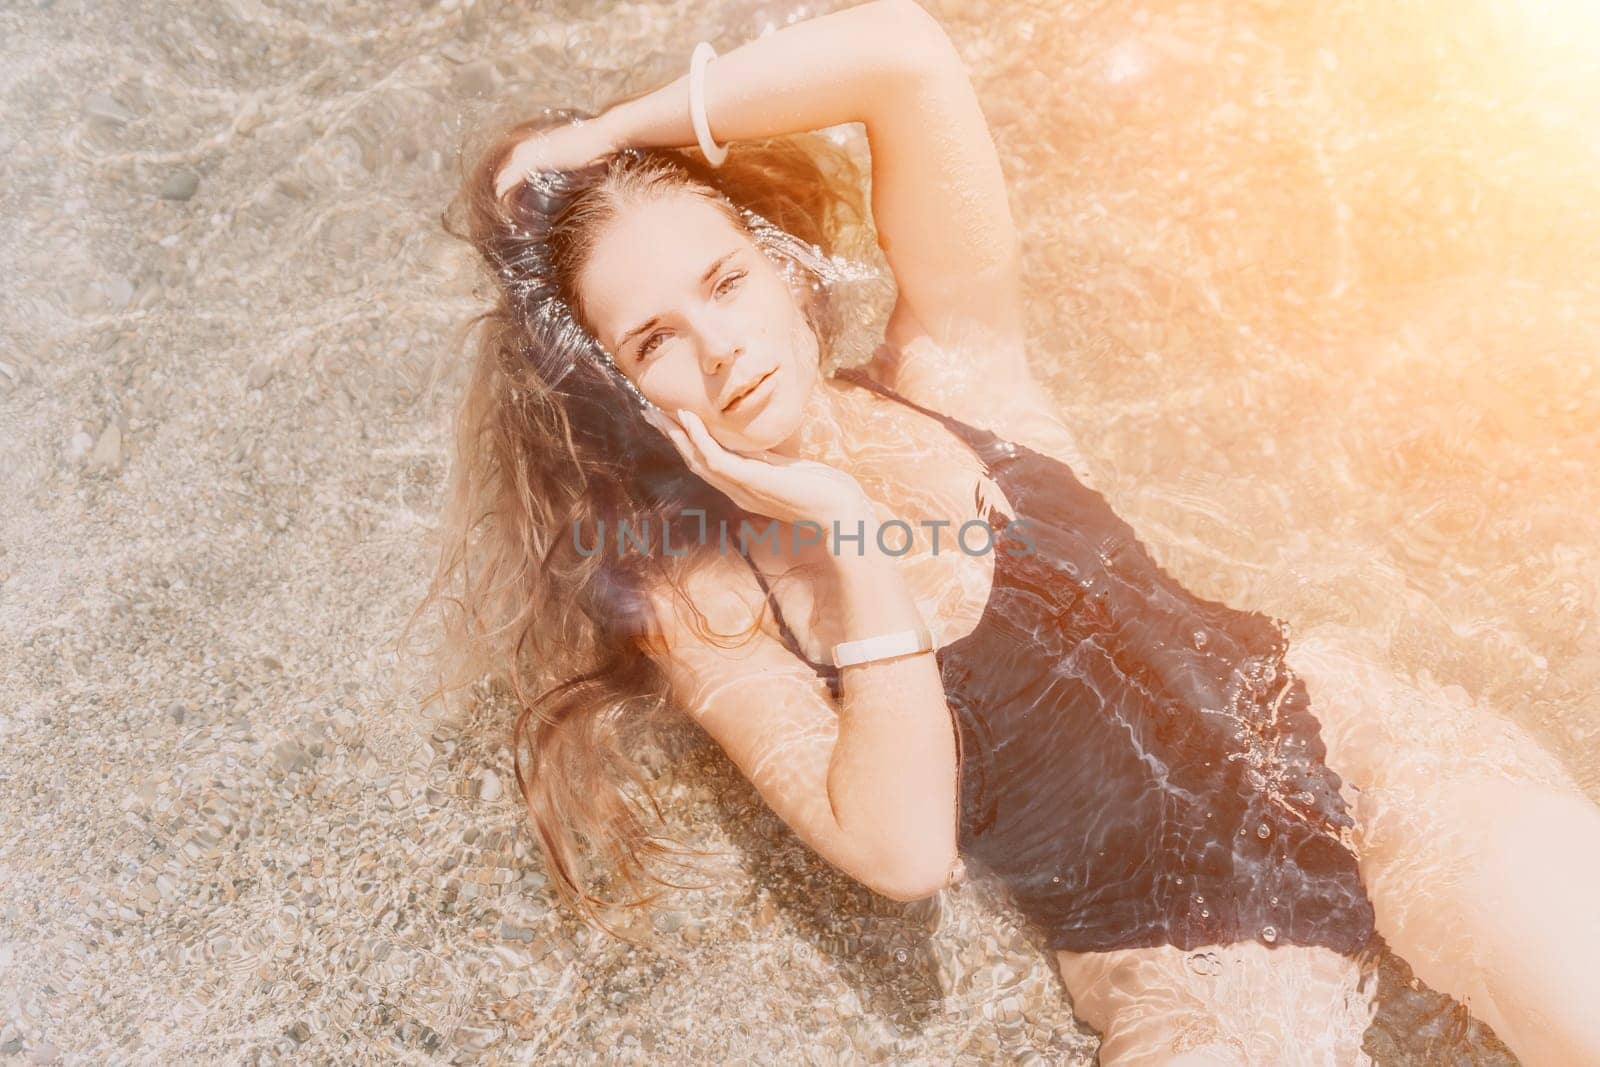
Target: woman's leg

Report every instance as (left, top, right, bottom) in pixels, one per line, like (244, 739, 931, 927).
(1053, 940, 1376, 1066)
(1285, 626, 1600, 1066)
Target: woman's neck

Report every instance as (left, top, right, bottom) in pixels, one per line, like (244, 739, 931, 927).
(770, 373, 870, 472)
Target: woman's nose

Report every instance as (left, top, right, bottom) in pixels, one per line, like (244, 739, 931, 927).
(695, 318, 744, 372)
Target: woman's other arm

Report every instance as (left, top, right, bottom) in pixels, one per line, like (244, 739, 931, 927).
(639, 544, 960, 902)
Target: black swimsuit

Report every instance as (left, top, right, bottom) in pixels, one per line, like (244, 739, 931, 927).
(738, 362, 1378, 958)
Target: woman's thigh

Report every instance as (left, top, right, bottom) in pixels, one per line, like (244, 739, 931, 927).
(1284, 625, 1600, 1061)
(1053, 941, 1377, 1066)
(1281, 624, 1583, 923)
(1281, 624, 1578, 813)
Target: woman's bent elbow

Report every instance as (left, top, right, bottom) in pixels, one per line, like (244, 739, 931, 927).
(870, 0, 958, 83)
(871, 846, 961, 902)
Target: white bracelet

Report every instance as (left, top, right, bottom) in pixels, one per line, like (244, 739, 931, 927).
(832, 626, 935, 669)
(688, 41, 729, 167)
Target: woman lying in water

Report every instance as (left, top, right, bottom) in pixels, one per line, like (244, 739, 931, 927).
(408, 1, 1600, 1062)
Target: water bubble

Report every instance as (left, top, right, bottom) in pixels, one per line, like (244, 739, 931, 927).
(1200, 908, 1210, 918)
(894, 948, 909, 964)
(1261, 925, 1278, 943)
(1174, 876, 1184, 886)
(1194, 895, 1205, 904)
(1269, 896, 1279, 906)
(1256, 822, 1272, 839)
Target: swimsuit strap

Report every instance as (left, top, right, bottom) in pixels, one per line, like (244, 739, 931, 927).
(834, 354, 1005, 454)
(734, 545, 840, 680)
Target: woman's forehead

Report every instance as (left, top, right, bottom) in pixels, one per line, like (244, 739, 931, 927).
(597, 193, 744, 267)
(580, 196, 753, 332)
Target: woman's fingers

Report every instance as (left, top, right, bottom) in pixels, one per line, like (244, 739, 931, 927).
(493, 152, 517, 200)
(642, 406, 794, 517)
(654, 414, 701, 471)
(661, 409, 764, 505)
(495, 121, 618, 203)
(647, 409, 716, 483)
(676, 409, 718, 465)
(494, 143, 536, 201)
(678, 410, 761, 482)
(640, 406, 674, 438)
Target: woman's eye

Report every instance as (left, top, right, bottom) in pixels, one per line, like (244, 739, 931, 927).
(635, 273, 744, 361)
(637, 330, 668, 360)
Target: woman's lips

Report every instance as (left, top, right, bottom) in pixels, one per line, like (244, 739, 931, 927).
(724, 367, 777, 413)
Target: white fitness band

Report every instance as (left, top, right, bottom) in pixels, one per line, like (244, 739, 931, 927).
(832, 626, 936, 669)
(688, 41, 729, 167)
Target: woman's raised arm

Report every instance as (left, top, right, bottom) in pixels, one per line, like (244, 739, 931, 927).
(596, 0, 932, 154)
(594, 0, 1028, 383)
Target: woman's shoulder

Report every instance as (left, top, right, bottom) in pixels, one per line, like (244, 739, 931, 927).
(631, 545, 826, 668)
(632, 551, 767, 657)
(864, 321, 1099, 484)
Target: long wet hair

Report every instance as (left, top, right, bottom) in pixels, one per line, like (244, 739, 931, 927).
(398, 105, 870, 944)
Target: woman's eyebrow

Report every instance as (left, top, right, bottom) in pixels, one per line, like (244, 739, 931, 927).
(616, 250, 740, 351)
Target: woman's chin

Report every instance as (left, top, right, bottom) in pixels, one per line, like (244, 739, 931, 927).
(718, 388, 804, 450)
(725, 410, 796, 453)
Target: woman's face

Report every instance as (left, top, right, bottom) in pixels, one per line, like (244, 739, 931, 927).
(575, 191, 820, 453)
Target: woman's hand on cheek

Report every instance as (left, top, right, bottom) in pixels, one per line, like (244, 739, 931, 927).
(645, 407, 720, 469)
(641, 405, 681, 440)
(647, 407, 870, 530)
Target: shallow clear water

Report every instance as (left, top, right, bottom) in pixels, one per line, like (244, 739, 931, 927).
(1, 0, 1596, 1062)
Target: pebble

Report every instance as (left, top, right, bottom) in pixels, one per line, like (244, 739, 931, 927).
(88, 423, 123, 472)
(160, 171, 200, 201)
(102, 275, 135, 310)
(450, 62, 498, 98)
(84, 92, 135, 124)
